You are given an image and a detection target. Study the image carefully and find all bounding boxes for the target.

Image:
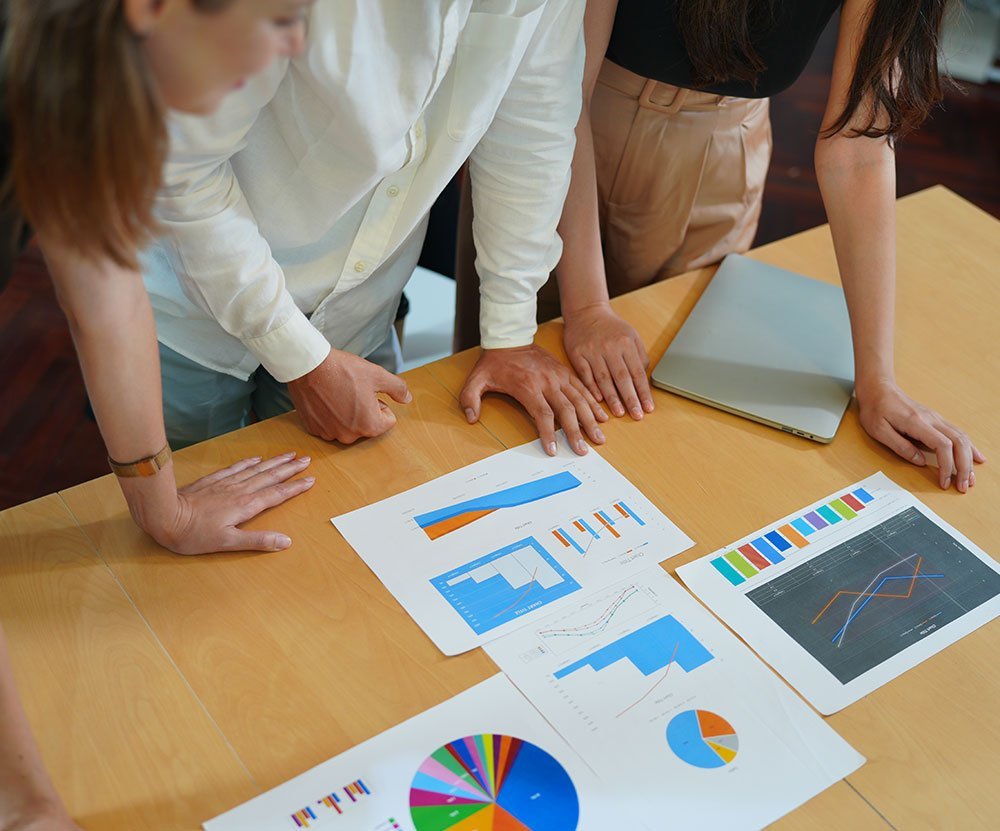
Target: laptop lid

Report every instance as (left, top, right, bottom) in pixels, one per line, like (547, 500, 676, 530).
(650, 254, 855, 442)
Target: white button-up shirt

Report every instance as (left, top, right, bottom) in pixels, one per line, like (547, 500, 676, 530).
(143, 0, 584, 382)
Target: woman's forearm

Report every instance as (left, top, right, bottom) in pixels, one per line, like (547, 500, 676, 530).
(815, 135, 897, 392)
(555, 100, 612, 313)
(40, 240, 183, 544)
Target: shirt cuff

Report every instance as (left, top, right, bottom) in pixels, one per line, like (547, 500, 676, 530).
(479, 296, 538, 350)
(241, 310, 331, 383)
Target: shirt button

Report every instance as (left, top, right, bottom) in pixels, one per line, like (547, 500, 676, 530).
(354, 261, 367, 273)
(387, 185, 400, 197)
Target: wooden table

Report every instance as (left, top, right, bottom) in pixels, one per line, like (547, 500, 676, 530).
(3, 187, 997, 830)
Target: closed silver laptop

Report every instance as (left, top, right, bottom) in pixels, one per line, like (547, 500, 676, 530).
(650, 254, 855, 443)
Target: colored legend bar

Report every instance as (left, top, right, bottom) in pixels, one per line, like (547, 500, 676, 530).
(552, 528, 585, 555)
(318, 793, 343, 814)
(291, 806, 316, 828)
(594, 511, 621, 538)
(710, 487, 876, 586)
(614, 501, 646, 526)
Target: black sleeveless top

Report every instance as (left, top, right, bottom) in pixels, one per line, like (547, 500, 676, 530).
(606, 0, 842, 99)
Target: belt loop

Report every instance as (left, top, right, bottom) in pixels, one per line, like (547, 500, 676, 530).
(638, 80, 688, 115)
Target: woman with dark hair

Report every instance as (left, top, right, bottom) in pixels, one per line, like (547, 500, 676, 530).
(1, 2, 310, 827)
(459, 0, 983, 491)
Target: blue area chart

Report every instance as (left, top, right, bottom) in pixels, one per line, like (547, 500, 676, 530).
(431, 537, 582, 635)
(415, 472, 582, 540)
(553, 615, 714, 680)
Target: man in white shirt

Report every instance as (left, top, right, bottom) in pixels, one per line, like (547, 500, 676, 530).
(144, 0, 608, 457)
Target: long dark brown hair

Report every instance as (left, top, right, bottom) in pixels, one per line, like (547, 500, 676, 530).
(677, 0, 950, 139)
(1, 0, 231, 270)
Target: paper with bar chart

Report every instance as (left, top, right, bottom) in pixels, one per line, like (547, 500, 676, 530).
(486, 568, 863, 830)
(333, 440, 692, 654)
(203, 675, 640, 831)
(678, 472, 1000, 713)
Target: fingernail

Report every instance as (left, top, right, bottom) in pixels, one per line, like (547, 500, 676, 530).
(250, 456, 262, 462)
(303, 476, 315, 485)
(282, 451, 297, 459)
(576, 439, 588, 454)
(944, 476, 952, 490)
(960, 479, 969, 493)
(546, 441, 558, 456)
(464, 408, 476, 423)
(631, 407, 643, 419)
(913, 450, 925, 465)
(274, 534, 292, 550)
(595, 428, 606, 442)
(298, 456, 311, 464)
(970, 471, 976, 487)
(644, 400, 655, 413)
(404, 391, 413, 403)
(614, 404, 625, 417)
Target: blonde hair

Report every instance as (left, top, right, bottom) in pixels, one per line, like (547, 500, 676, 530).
(2, 0, 231, 268)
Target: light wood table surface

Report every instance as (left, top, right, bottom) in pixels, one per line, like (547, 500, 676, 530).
(3, 187, 995, 829)
(428, 186, 1000, 830)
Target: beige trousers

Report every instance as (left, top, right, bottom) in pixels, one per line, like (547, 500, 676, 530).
(454, 58, 774, 347)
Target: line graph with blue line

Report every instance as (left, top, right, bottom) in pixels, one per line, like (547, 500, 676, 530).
(747, 507, 1000, 683)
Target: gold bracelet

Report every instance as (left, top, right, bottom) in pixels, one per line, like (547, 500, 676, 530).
(107, 443, 172, 478)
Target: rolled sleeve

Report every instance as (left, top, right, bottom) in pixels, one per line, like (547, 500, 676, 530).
(470, 0, 585, 349)
(151, 61, 330, 381)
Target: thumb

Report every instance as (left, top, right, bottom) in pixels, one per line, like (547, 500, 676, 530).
(375, 367, 412, 404)
(222, 529, 292, 553)
(459, 374, 487, 423)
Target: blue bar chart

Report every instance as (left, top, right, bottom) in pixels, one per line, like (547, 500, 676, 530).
(430, 537, 582, 635)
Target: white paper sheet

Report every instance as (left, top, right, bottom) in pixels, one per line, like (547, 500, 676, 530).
(678, 472, 1000, 713)
(333, 439, 693, 655)
(203, 674, 646, 831)
(485, 567, 864, 831)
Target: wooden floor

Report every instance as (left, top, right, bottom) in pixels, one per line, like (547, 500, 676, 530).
(1, 19, 997, 511)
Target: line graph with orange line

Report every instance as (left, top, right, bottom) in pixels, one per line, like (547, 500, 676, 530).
(812, 554, 945, 647)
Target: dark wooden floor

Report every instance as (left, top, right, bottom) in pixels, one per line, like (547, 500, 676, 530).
(1, 19, 997, 510)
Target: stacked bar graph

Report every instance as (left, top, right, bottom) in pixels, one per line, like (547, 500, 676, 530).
(710, 487, 875, 586)
(550, 499, 646, 555)
(414, 471, 582, 540)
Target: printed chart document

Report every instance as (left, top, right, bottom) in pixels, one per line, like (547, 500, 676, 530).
(203, 674, 643, 831)
(486, 568, 863, 831)
(333, 440, 692, 655)
(678, 472, 1000, 713)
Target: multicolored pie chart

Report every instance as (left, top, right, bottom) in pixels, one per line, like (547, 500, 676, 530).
(409, 734, 579, 831)
(666, 709, 739, 769)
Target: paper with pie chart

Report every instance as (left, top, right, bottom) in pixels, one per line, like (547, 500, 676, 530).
(486, 568, 864, 831)
(678, 472, 1000, 713)
(203, 674, 640, 831)
(333, 439, 692, 655)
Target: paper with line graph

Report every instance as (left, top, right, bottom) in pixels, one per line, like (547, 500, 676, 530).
(486, 568, 864, 831)
(678, 472, 1000, 713)
(332, 437, 692, 655)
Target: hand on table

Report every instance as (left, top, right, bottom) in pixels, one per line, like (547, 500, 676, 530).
(563, 303, 654, 420)
(459, 345, 608, 456)
(287, 348, 412, 443)
(856, 378, 985, 492)
(122, 453, 315, 555)
(3, 808, 84, 831)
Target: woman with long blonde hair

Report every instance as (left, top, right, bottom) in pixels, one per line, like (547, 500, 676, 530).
(1, 2, 311, 827)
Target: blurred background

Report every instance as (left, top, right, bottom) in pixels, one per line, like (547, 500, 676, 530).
(1, 5, 997, 510)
